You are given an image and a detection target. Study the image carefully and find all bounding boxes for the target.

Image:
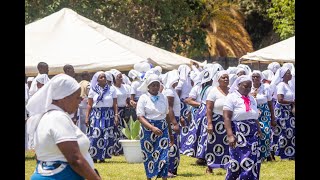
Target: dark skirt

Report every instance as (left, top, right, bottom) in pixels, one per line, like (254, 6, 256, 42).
(206, 114, 230, 169)
(225, 119, 261, 180)
(273, 102, 295, 159)
(87, 107, 115, 160)
(140, 119, 169, 178)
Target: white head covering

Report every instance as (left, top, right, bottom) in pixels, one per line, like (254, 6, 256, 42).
(134, 61, 152, 73)
(236, 67, 247, 76)
(262, 70, 274, 81)
(90, 71, 105, 90)
(227, 67, 238, 74)
(27, 77, 34, 82)
(229, 75, 252, 93)
(105, 71, 114, 82)
(110, 69, 122, 78)
(267, 62, 281, 73)
(122, 74, 131, 85)
(270, 66, 290, 87)
(152, 66, 162, 76)
(251, 70, 265, 82)
(128, 69, 142, 81)
(161, 70, 179, 89)
(26, 74, 80, 135)
(282, 63, 295, 76)
(200, 69, 214, 85)
(178, 65, 191, 81)
(35, 74, 50, 85)
(228, 74, 238, 88)
(212, 70, 228, 86)
(137, 74, 160, 92)
(237, 64, 252, 75)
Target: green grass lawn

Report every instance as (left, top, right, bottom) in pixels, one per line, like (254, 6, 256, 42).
(25, 150, 294, 179)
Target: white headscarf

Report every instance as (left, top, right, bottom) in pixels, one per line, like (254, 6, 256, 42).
(237, 64, 252, 75)
(90, 71, 105, 90)
(128, 69, 142, 81)
(35, 74, 50, 85)
(212, 70, 229, 87)
(262, 70, 274, 81)
(228, 74, 238, 88)
(282, 63, 295, 76)
(26, 74, 80, 135)
(251, 70, 265, 82)
(236, 67, 247, 76)
(200, 69, 214, 85)
(105, 71, 114, 82)
(270, 66, 290, 88)
(134, 61, 152, 73)
(122, 74, 132, 85)
(137, 74, 160, 93)
(267, 62, 281, 73)
(161, 70, 179, 89)
(227, 67, 238, 74)
(110, 69, 122, 78)
(229, 75, 252, 93)
(27, 77, 34, 82)
(178, 65, 191, 81)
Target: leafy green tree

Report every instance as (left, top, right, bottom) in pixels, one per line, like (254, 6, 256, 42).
(267, 0, 295, 40)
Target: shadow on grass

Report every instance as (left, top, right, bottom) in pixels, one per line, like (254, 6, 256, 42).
(25, 156, 36, 161)
(103, 160, 128, 164)
(177, 172, 203, 177)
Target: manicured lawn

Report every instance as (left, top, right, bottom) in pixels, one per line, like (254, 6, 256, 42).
(25, 150, 294, 179)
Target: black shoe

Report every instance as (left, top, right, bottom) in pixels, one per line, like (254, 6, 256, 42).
(99, 159, 105, 163)
(196, 158, 206, 166)
(93, 159, 97, 163)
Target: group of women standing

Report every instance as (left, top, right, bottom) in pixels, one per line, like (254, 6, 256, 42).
(26, 60, 295, 180)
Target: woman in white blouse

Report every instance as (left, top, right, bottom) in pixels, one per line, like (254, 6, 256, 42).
(205, 70, 230, 173)
(85, 71, 119, 163)
(111, 69, 131, 156)
(136, 73, 173, 180)
(162, 70, 181, 177)
(251, 70, 276, 162)
(270, 67, 295, 160)
(223, 75, 262, 180)
(26, 74, 100, 180)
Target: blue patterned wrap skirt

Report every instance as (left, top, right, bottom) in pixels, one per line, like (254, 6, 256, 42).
(140, 119, 169, 178)
(87, 107, 115, 160)
(206, 114, 230, 169)
(225, 119, 261, 180)
(273, 102, 295, 159)
(257, 103, 272, 160)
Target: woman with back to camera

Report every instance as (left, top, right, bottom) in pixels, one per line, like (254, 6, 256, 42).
(136, 73, 174, 180)
(223, 75, 262, 180)
(26, 74, 100, 180)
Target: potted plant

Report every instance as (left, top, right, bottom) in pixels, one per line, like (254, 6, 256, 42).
(119, 119, 143, 163)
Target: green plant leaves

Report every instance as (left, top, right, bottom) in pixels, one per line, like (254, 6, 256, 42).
(122, 119, 141, 140)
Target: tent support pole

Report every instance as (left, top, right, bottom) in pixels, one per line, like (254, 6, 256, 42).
(258, 61, 261, 70)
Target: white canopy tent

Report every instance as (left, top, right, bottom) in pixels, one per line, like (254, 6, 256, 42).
(26, 8, 199, 76)
(239, 36, 295, 64)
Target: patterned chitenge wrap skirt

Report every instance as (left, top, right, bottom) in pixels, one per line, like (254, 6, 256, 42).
(257, 103, 272, 160)
(179, 104, 202, 157)
(140, 119, 169, 178)
(179, 98, 190, 148)
(169, 116, 180, 174)
(273, 102, 295, 159)
(195, 103, 208, 160)
(226, 119, 261, 180)
(87, 107, 115, 160)
(113, 106, 126, 155)
(206, 114, 230, 169)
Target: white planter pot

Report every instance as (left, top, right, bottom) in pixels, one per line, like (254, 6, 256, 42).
(119, 139, 143, 163)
